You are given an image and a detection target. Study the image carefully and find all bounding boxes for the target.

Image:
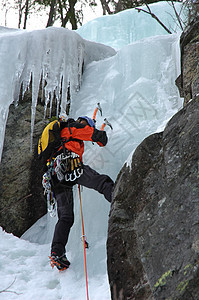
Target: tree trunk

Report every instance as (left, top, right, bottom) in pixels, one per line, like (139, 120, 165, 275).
(69, 0, 77, 29)
(18, 0, 23, 28)
(23, 0, 29, 29)
(100, 0, 113, 15)
(46, 0, 57, 27)
(58, 0, 64, 26)
(60, 0, 78, 29)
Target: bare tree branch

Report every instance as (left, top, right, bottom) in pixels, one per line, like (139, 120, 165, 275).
(170, 0, 184, 30)
(0, 277, 22, 295)
(135, 2, 172, 34)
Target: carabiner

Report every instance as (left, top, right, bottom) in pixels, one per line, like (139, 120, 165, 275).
(76, 168, 83, 177)
(70, 171, 77, 181)
(65, 173, 71, 181)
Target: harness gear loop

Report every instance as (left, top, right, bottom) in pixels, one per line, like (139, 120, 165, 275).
(52, 152, 83, 182)
(78, 185, 89, 300)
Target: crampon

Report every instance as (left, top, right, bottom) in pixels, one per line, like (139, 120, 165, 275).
(49, 253, 70, 271)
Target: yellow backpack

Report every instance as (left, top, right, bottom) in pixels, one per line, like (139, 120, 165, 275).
(38, 120, 61, 159)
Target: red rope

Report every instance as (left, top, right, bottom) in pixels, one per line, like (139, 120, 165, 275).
(78, 185, 89, 300)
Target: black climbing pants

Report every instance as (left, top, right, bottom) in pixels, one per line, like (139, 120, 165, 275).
(51, 164, 114, 256)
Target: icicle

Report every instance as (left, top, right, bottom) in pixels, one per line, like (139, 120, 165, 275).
(30, 71, 41, 150)
(0, 107, 9, 160)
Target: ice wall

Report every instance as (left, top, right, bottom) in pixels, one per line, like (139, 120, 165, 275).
(77, 1, 185, 49)
(71, 34, 183, 176)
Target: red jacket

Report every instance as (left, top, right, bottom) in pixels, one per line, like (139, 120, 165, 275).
(59, 118, 108, 161)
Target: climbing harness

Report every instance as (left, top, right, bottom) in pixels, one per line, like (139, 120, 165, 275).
(42, 151, 83, 216)
(53, 152, 83, 182)
(78, 185, 89, 300)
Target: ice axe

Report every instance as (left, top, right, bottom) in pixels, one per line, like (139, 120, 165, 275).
(100, 118, 113, 131)
(93, 102, 102, 122)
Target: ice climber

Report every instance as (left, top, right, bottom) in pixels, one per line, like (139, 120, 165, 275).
(38, 113, 114, 271)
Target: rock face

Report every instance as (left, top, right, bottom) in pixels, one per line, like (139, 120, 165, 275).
(107, 18, 199, 300)
(177, 18, 199, 104)
(107, 98, 199, 299)
(0, 97, 47, 237)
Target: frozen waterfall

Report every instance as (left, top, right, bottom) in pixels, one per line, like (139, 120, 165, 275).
(0, 2, 185, 299)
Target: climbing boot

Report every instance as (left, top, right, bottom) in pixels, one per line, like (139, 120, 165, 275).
(49, 252, 70, 271)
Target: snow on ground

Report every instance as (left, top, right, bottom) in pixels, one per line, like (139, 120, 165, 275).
(0, 228, 110, 300)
